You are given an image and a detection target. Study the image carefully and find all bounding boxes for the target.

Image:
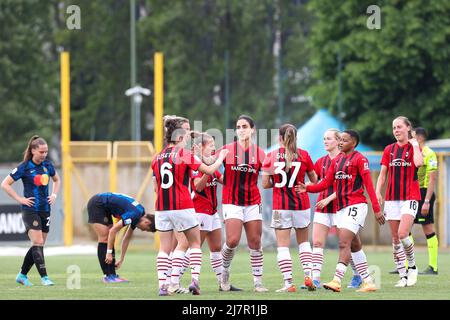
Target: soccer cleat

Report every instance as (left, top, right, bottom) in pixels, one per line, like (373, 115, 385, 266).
(275, 284, 296, 293)
(304, 276, 316, 291)
(219, 284, 243, 292)
(188, 279, 201, 295)
(159, 284, 170, 296)
(406, 267, 418, 287)
(112, 274, 129, 283)
(41, 276, 54, 286)
(254, 284, 269, 293)
(102, 275, 117, 283)
(313, 279, 321, 289)
(347, 275, 363, 289)
(356, 281, 377, 292)
(419, 266, 438, 275)
(16, 273, 33, 287)
(323, 279, 341, 292)
(168, 283, 190, 294)
(220, 268, 231, 291)
(394, 277, 408, 288)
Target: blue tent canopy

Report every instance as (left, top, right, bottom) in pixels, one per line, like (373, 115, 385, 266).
(266, 109, 373, 162)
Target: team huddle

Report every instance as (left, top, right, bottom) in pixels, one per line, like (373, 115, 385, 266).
(1, 114, 439, 296)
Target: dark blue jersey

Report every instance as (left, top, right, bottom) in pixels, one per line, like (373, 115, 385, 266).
(10, 160, 56, 213)
(98, 192, 145, 229)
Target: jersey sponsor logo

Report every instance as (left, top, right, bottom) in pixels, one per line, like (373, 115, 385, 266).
(33, 174, 49, 186)
(231, 164, 257, 173)
(206, 180, 218, 187)
(335, 171, 353, 180)
(389, 159, 412, 167)
(124, 218, 132, 225)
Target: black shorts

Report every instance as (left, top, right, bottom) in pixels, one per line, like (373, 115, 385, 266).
(87, 195, 113, 226)
(22, 210, 51, 233)
(414, 188, 435, 225)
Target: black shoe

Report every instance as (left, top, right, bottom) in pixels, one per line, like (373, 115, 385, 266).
(419, 266, 438, 275)
(389, 269, 399, 274)
(219, 284, 243, 291)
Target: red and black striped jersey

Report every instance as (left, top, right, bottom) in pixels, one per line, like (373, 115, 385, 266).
(151, 146, 202, 211)
(262, 148, 314, 210)
(314, 153, 343, 214)
(307, 151, 381, 213)
(218, 141, 265, 206)
(191, 170, 222, 215)
(381, 142, 421, 201)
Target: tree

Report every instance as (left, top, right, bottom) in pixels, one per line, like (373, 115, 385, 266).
(0, 0, 59, 162)
(307, 0, 450, 147)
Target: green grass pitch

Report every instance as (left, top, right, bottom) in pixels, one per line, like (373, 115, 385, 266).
(0, 247, 448, 300)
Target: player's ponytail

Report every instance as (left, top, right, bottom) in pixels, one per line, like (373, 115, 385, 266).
(163, 115, 189, 145)
(279, 124, 298, 171)
(23, 135, 47, 162)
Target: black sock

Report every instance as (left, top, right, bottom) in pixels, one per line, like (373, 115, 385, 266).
(426, 232, 436, 239)
(21, 247, 34, 275)
(97, 243, 110, 276)
(31, 246, 47, 277)
(108, 247, 117, 276)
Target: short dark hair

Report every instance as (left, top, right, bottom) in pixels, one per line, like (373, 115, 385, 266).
(237, 115, 255, 128)
(414, 127, 427, 138)
(144, 213, 156, 233)
(343, 129, 360, 148)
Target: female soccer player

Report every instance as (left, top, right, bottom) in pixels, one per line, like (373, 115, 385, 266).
(219, 115, 268, 292)
(376, 116, 423, 287)
(311, 129, 366, 289)
(299, 130, 385, 293)
(152, 117, 228, 296)
(86, 192, 156, 283)
(1, 136, 60, 286)
(190, 131, 242, 291)
(262, 124, 317, 292)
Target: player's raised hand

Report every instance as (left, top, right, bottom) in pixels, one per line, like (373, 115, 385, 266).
(218, 149, 229, 160)
(374, 211, 385, 225)
(20, 197, 34, 207)
(294, 183, 307, 193)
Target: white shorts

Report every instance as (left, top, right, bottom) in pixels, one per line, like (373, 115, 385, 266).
(195, 212, 222, 232)
(313, 212, 338, 228)
(270, 209, 311, 229)
(336, 203, 368, 234)
(222, 204, 262, 223)
(383, 200, 418, 221)
(155, 209, 199, 232)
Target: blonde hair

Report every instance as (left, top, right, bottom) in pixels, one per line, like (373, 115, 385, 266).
(393, 116, 413, 139)
(325, 128, 341, 141)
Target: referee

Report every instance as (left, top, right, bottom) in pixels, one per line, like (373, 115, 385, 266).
(413, 127, 438, 275)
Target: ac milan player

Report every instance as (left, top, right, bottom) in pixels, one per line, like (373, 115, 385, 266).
(219, 115, 268, 293)
(262, 124, 317, 293)
(152, 116, 229, 296)
(191, 131, 242, 292)
(298, 130, 385, 293)
(311, 129, 367, 290)
(376, 116, 423, 287)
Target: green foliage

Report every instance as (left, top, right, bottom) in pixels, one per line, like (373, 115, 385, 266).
(0, 0, 58, 162)
(307, 0, 450, 147)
